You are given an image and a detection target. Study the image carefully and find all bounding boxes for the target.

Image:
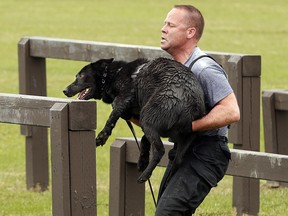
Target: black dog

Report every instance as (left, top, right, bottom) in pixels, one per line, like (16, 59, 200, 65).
(63, 57, 205, 183)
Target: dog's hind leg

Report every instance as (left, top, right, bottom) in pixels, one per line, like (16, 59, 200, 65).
(137, 127, 165, 183)
(137, 135, 151, 172)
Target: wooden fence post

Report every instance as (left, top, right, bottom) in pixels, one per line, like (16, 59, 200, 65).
(68, 101, 97, 216)
(109, 140, 126, 216)
(212, 54, 261, 215)
(232, 56, 261, 216)
(50, 103, 71, 216)
(50, 101, 97, 216)
(18, 37, 49, 191)
(110, 140, 145, 216)
(263, 89, 288, 187)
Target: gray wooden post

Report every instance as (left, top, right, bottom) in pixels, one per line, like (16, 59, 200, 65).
(50, 103, 71, 216)
(232, 56, 261, 216)
(210, 54, 261, 215)
(109, 140, 126, 216)
(68, 101, 97, 216)
(109, 139, 145, 216)
(50, 100, 97, 216)
(18, 37, 49, 191)
(263, 90, 288, 187)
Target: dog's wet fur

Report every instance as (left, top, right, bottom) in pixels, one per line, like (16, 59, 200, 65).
(63, 57, 205, 183)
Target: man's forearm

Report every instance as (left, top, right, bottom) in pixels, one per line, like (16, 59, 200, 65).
(192, 93, 240, 132)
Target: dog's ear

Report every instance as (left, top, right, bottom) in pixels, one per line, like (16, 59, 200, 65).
(101, 58, 114, 70)
(91, 58, 114, 70)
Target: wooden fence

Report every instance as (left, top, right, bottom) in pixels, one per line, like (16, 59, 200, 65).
(0, 93, 96, 216)
(18, 36, 261, 215)
(263, 89, 288, 187)
(110, 138, 288, 216)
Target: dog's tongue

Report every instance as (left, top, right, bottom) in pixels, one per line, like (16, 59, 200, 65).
(77, 88, 89, 100)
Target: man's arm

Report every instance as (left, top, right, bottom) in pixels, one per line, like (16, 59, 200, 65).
(192, 92, 240, 132)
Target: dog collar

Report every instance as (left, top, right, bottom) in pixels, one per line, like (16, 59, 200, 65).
(100, 66, 109, 92)
(101, 66, 122, 92)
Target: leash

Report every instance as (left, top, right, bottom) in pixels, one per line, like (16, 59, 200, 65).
(126, 120, 157, 208)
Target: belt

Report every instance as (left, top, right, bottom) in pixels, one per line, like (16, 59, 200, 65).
(170, 135, 228, 150)
(196, 135, 228, 142)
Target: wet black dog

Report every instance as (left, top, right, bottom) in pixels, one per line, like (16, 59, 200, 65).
(63, 57, 205, 183)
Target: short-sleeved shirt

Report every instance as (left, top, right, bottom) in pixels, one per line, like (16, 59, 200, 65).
(184, 47, 233, 137)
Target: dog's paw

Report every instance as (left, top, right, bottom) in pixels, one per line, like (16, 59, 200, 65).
(137, 155, 149, 172)
(137, 170, 151, 184)
(96, 131, 108, 146)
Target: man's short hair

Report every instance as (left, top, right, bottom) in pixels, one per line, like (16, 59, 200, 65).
(174, 5, 205, 40)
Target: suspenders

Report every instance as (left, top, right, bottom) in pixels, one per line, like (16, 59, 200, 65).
(188, 55, 221, 70)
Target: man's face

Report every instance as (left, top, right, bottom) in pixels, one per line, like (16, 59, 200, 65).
(161, 8, 190, 53)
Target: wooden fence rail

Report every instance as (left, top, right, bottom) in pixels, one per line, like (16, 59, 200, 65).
(18, 36, 261, 215)
(110, 138, 288, 216)
(0, 93, 96, 216)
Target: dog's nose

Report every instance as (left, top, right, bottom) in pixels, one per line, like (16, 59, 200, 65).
(63, 89, 68, 96)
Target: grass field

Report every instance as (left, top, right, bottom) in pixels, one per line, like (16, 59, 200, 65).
(1, 0, 288, 215)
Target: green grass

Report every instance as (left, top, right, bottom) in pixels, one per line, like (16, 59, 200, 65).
(1, 0, 288, 215)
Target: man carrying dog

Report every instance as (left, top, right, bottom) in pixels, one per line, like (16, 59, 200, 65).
(155, 5, 240, 215)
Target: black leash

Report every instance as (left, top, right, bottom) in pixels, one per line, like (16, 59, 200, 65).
(126, 120, 157, 208)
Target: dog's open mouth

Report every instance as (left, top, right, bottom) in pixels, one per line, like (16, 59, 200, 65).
(77, 88, 92, 100)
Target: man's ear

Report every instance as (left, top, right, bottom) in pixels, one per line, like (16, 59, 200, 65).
(187, 27, 196, 39)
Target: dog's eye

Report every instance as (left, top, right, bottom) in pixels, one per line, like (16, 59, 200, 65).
(78, 74, 84, 78)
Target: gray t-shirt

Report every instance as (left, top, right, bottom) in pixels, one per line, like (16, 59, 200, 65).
(184, 47, 233, 137)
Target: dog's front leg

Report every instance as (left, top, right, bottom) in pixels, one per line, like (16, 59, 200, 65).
(96, 109, 121, 146)
(96, 97, 131, 146)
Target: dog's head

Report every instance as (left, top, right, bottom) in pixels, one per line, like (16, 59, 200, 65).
(63, 58, 114, 100)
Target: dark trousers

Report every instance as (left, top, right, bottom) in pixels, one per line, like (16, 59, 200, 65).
(155, 136, 231, 216)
